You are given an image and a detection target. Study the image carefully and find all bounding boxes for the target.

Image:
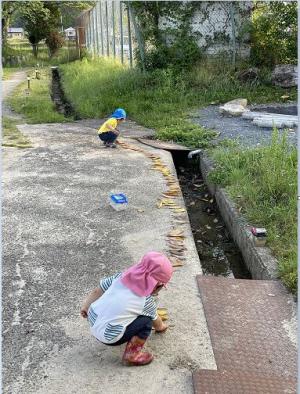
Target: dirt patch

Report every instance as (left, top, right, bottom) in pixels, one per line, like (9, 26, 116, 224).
(169, 355, 200, 372)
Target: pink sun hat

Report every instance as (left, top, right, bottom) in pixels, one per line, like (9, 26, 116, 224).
(121, 251, 173, 297)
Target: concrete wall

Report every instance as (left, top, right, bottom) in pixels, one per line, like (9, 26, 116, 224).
(160, 1, 252, 58)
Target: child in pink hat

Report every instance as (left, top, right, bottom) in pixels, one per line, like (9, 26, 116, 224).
(81, 252, 173, 366)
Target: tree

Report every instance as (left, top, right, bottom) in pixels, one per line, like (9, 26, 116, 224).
(250, 1, 297, 66)
(58, 2, 94, 29)
(45, 31, 65, 58)
(3, 1, 94, 58)
(19, 1, 60, 57)
(2, 1, 20, 44)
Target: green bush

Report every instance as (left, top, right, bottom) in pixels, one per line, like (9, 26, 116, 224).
(250, 2, 297, 66)
(138, 33, 202, 72)
(45, 31, 65, 58)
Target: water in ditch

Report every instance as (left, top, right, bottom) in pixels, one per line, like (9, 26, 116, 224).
(172, 150, 251, 279)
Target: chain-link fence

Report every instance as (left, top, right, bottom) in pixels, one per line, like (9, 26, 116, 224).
(76, 1, 135, 66)
(76, 1, 252, 68)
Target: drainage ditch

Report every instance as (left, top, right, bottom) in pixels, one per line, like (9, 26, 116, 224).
(48, 70, 251, 278)
(171, 150, 251, 279)
(51, 66, 80, 120)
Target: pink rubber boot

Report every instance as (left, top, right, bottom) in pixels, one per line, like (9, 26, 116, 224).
(122, 336, 154, 366)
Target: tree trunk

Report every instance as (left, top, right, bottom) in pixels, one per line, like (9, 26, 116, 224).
(32, 44, 39, 58)
(2, 16, 10, 45)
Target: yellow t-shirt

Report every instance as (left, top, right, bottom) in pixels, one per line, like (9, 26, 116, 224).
(98, 118, 118, 134)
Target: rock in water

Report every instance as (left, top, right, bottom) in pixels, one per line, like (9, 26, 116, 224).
(271, 65, 297, 88)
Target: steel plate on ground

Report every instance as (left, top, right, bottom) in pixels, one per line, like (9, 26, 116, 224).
(193, 369, 296, 394)
(195, 277, 296, 378)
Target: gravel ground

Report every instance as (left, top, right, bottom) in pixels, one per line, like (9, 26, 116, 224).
(191, 105, 297, 148)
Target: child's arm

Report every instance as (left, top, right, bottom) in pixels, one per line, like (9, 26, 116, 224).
(152, 315, 168, 333)
(106, 124, 120, 136)
(80, 287, 103, 318)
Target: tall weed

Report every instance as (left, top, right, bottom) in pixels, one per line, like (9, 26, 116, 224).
(209, 131, 297, 293)
(60, 57, 296, 147)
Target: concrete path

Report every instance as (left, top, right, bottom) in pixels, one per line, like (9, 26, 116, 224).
(2, 70, 27, 118)
(3, 121, 216, 394)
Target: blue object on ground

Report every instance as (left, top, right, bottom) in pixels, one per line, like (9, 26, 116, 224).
(110, 193, 128, 211)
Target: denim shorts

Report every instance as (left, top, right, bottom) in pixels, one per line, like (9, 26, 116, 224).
(98, 131, 117, 143)
(106, 315, 152, 346)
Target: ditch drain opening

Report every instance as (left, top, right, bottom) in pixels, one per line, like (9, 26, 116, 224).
(50, 66, 81, 120)
(171, 149, 251, 279)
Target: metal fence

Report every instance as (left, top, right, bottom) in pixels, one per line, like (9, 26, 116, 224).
(76, 1, 135, 66)
(76, 1, 252, 69)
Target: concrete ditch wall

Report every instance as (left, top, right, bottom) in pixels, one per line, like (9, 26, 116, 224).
(199, 152, 278, 280)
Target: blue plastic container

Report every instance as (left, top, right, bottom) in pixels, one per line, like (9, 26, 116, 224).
(109, 193, 128, 211)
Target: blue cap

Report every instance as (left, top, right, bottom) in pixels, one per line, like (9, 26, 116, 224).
(111, 108, 126, 119)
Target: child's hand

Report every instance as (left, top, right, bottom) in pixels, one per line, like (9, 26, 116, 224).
(155, 322, 168, 333)
(80, 306, 88, 318)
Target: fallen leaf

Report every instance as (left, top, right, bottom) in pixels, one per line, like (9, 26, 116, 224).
(162, 193, 175, 199)
(168, 229, 184, 237)
(170, 258, 184, 267)
(157, 308, 168, 321)
(157, 201, 163, 208)
(174, 208, 185, 213)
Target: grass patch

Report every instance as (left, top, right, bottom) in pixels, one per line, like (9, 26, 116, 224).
(2, 117, 32, 148)
(208, 131, 297, 293)
(59, 57, 296, 148)
(7, 68, 70, 124)
(4, 40, 79, 68)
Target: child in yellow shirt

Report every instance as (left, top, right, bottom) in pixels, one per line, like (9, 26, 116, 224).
(98, 108, 126, 148)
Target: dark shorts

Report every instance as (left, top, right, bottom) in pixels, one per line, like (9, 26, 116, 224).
(106, 315, 153, 346)
(98, 131, 117, 143)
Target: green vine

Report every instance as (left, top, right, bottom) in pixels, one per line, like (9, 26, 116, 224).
(130, 1, 204, 71)
(130, 1, 253, 71)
